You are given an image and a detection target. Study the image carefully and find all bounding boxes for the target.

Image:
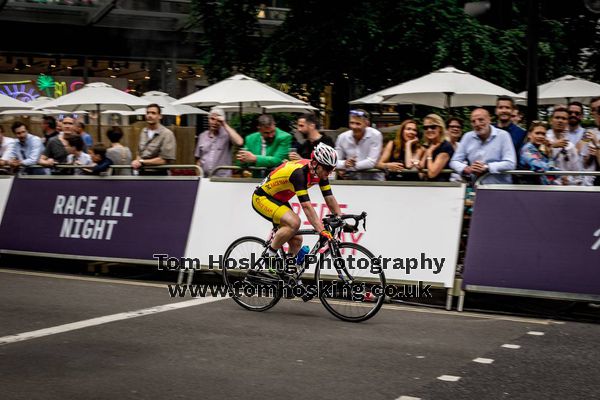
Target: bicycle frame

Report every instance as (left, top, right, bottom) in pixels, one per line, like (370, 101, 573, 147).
(263, 213, 367, 283)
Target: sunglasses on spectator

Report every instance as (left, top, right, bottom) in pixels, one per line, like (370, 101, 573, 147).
(423, 125, 439, 130)
(448, 124, 462, 129)
(530, 120, 549, 127)
(349, 110, 368, 117)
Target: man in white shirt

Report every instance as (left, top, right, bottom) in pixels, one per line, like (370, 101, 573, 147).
(546, 106, 581, 185)
(335, 109, 384, 181)
(0, 125, 16, 168)
(566, 101, 585, 145)
(579, 97, 600, 186)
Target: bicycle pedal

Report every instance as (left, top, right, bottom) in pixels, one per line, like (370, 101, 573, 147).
(301, 293, 314, 302)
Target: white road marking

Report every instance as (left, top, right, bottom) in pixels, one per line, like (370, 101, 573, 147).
(473, 357, 494, 364)
(527, 331, 545, 336)
(501, 344, 521, 349)
(396, 396, 421, 400)
(0, 297, 225, 346)
(437, 375, 461, 382)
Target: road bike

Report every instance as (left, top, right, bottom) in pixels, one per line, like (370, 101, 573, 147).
(221, 212, 385, 322)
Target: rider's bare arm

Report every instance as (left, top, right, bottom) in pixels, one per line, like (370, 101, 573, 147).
(324, 194, 342, 216)
(301, 201, 326, 233)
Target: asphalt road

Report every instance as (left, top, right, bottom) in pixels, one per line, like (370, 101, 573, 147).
(1, 268, 598, 400)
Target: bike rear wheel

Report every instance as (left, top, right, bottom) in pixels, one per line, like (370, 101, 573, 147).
(315, 242, 385, 322)
(222, 236, 282, 312)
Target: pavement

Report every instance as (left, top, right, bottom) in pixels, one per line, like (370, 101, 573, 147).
(0, 267, 599, 400)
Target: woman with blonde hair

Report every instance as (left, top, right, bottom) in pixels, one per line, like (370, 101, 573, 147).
(418, 114, 454, 181)
(376, 119, 421, 180)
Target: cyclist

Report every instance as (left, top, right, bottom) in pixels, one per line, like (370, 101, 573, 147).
(252, 142, 343, 267)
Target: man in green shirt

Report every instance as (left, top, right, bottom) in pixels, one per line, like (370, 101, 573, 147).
(236, 114, 292, 177)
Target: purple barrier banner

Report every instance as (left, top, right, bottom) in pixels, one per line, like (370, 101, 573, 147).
(463, 188, 600, 297)
(0, 177, 200, 261)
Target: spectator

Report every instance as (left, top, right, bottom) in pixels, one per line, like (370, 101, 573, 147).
(195, 107, 243, 177)
(578, 97, 600, 186)
(335, 109, 384, 181)
(511, 108, 524, 127)
(75, 121, 94, 147)
(566, 101, 585, 145)
(0, 125, 16, 168)
(375, 120, 413, 180)
(494, 95, 527, 159)
(450, 108, 516, 184)
(2, 121, 44, 175)
(519, 121, 558, 185)
(236, 114, 292, 177)
(83, 143, 113, 175)
(419, 114, 454, 181)
(106, 127, 132, 176)
(289, 113, 335, 160)
(131, 103, 176, 176)
(546, 106, 581, 185)
(65, 135, 92, 174)
(446, 116, 464, 150)
(38, 116, 76, 173)
(41, 116, 59, 145)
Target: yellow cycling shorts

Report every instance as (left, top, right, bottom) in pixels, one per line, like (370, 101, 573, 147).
(252, 190, 292, 225)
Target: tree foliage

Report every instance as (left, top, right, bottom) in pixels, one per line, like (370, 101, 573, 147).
(188, 0, 600, 125)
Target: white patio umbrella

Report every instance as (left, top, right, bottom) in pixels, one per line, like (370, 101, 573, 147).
(0, 93, 33, 111)
(0, 96, 82, 116)
(41, 82, 151, 141)
(377, 66, 524, 109)
(137, 91, 208, 116)
(173, 74, 309, 108)
(219, 104, 318, 114)
(0, 109, 87, 116)
(349, 91, 396, 105)
(517, 75, 600, 105)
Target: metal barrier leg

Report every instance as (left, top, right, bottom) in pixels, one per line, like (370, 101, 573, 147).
(457, 291, 465, 312)
(446, 288, 453, 311)
(186, 269, 194, 285)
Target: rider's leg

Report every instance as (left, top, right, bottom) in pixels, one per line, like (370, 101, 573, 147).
(287, 234, 303, 258)
(271, 210, 300, 252)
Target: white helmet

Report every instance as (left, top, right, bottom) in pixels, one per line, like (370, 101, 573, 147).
(312, 142, 338, 168)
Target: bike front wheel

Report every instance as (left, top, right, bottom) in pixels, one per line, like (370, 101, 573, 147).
(315, 242, 385, 322)
(222, 236, 282, 312)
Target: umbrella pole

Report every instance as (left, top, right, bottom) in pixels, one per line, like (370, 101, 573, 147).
(238, 101, 243, 134)
(444, 92, 453, 111)
(96, 104, 102, 142)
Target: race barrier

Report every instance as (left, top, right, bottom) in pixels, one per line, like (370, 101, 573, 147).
(462, 172, 600, 307)
(185, 178, 466, 292)
(0, 173, 466, 298)
(0, 174, 200, 263)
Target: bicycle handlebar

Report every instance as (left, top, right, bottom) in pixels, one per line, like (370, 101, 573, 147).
(323, 212, 367, 234)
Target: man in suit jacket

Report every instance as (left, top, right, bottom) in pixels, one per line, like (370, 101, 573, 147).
(236, 114, 292, 177)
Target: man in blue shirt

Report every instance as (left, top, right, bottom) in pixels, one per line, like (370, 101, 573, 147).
(450, 108, 516, 184)
(3, 121, 44, 175)
(494, 96, 526, 159)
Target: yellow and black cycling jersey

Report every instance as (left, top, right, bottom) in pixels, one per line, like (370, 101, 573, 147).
(256, 159, 332, 203)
